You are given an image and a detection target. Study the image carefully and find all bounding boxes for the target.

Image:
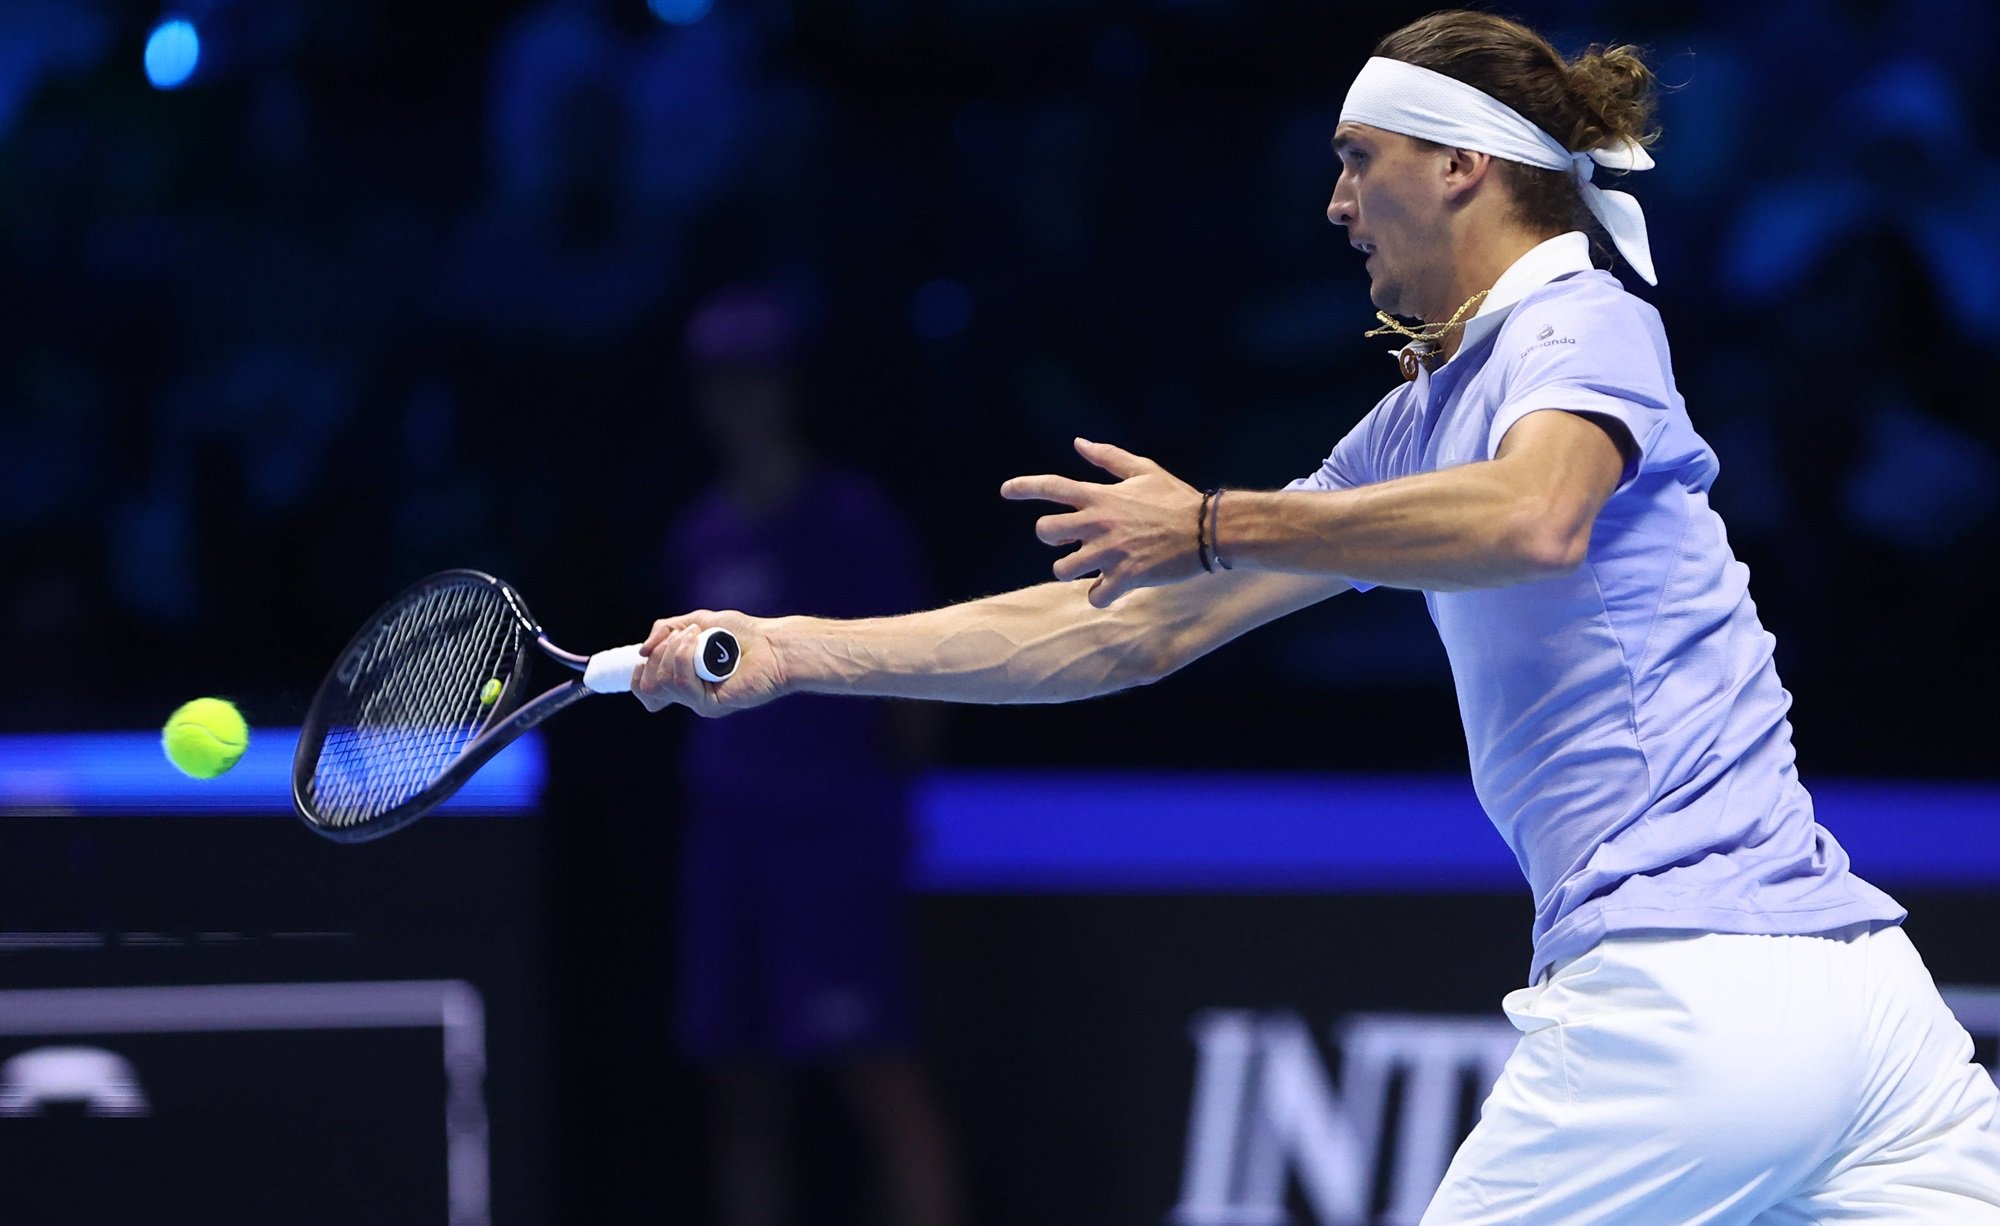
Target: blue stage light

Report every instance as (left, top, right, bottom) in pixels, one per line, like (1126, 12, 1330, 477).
(647, 0, 713, 25)
(144, 19, 201, 90)
(0, 729, 544, 817)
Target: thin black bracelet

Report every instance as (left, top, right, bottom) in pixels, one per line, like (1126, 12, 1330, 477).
(1196, 489, 1215, 573)
(1207, 487, 1232, 570)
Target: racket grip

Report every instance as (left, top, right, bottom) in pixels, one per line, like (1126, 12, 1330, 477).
(581, 628, 739, 694)
(583, 644, 646, 693)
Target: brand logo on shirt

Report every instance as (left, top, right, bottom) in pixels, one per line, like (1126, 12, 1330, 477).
(1519, 330, 1576, 358)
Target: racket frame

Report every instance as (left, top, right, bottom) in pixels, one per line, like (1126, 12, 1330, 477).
(292, 570, 597, 843)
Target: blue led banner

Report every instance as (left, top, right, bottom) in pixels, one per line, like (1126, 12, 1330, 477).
(0, 729, 544, 817)
(913, 770, 1520, 891)
(2, 733, 1996, 889)
(912, 771, 2000, 891)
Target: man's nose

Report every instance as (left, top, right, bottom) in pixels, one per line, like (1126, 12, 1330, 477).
(1327, 187, 1354, 228)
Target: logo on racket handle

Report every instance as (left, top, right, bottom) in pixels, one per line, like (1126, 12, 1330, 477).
(695, 627, 739, 684)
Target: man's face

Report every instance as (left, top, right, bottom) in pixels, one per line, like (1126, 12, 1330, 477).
(1327, 123, 1450, 319)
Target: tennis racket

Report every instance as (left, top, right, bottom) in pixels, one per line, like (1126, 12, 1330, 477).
(292, 569, 736, 843)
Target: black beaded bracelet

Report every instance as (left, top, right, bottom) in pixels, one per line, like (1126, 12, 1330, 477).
(1196, 489, 1215, 573)
(1207, 487, 1232, 570)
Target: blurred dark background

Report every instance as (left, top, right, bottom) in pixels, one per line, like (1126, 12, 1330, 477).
(5, 0, 1997, 769)
(2, 0, 1998, 1223)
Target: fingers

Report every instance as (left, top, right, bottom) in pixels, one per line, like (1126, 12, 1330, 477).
(634, 624, 686, 710)
(999, 473, 1093, 507)
(1073, 436, 1158, 480)
(1059, 559, 1129, 606)
(1035, 510, 1092, 547)
(642, 611, 715, 656)
(1052, 541, 1118, 584)
(1007, 438, 1178, 604)
(641, 618, 682, 656)
(635, 622, 714, 713)
(1000, 439, 1158, 503)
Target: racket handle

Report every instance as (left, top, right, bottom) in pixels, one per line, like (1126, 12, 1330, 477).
(581, 628, 740, 694)
(583, 644, 646, 693)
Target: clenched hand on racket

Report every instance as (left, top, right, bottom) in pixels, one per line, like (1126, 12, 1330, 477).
(635, 610, 787, 715)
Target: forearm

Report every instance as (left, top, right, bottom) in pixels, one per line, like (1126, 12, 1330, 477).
(637, 562, 1345, 714)
(768, 581, 1176, 705)
(1218, 463, 1585, 592)
(764, 564, 1349, 704)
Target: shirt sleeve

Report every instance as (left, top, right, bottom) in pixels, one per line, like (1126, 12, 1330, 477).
(1485, 287, 1678, 493)
(1281, 390, 1405, 593)
(1286, 388, 1404, 494)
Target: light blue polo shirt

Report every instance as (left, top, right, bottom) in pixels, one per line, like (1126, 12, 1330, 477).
(1291, 233, 1904, 982)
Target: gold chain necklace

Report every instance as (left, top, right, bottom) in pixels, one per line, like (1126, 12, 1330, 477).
(1363, 289, 1489, 381)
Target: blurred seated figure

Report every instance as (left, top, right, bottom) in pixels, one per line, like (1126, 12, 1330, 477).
(664, 286, 962, 1226)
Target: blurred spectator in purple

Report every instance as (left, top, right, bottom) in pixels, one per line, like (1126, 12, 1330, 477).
(664, 286, 963, 1226)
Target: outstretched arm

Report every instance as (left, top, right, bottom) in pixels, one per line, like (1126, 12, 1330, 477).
(1217, 410, 1631, 591)
(631, 567, 1348, 715)
(1007, 410, 1628, 602)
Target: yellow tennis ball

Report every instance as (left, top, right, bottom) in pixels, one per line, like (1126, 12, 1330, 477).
(479, 678, 502, 705)
(162, 698, 249, 780)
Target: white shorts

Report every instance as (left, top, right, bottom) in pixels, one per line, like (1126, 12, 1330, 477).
(1422, 924, 2000, 1225)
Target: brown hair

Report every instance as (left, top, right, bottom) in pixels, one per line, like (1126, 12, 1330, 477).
(1372, 10, 1660, 250)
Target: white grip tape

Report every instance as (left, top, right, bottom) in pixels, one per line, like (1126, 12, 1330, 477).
(583, 644, 646, 694)
(583, 630, 738, 695)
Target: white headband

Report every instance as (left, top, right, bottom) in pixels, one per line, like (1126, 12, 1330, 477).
(1339, 56, 1658, 286)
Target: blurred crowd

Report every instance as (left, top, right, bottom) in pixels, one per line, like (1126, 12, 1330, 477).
(1, 0, 1996, 774)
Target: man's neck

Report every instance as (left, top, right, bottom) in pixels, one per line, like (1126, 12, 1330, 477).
(1433, 228, 1546, 361)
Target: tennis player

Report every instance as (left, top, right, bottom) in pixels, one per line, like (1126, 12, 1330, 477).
(635, 11, 2000, 1222)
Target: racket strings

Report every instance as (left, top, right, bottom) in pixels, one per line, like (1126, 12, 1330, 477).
(314, 586, 508, 823)
(308, 581, 522, 827)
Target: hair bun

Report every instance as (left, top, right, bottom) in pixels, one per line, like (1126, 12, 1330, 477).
(1565, 44, 1659, 155)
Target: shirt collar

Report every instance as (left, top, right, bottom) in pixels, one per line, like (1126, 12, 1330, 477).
(1449, 231, 1593, 361)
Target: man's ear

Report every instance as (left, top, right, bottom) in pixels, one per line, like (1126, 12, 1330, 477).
(1441, 146, 1495, 203)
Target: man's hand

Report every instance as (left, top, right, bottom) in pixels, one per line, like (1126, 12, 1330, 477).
(633, 610, 789, 715)
(1000, 437, 1206, 608)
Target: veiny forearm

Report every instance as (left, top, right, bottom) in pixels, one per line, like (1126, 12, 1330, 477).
(768, 581, 1176, 705)
(767, 566, 1350, 705)
(1219, 462, 1585, 592)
